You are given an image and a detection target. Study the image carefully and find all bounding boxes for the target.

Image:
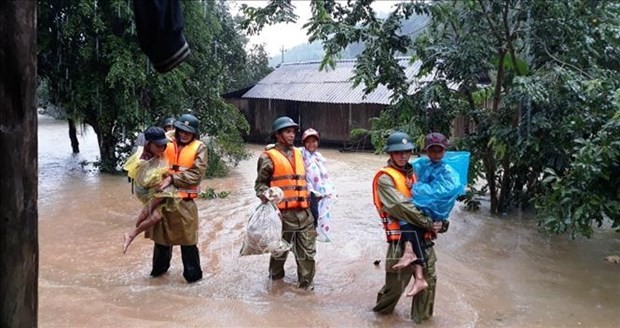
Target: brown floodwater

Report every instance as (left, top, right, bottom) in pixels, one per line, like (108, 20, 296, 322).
(37, 115, 619, 327)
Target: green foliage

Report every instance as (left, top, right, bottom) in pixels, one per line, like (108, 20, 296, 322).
(198, 187, 230, 199)
(366, 80, 464, 153)
(240, 0, 298, 35)
(203, 133, 250, 178)
(536, 116, 620, 238)
(235, 44, 274, 89)
(457, 190, 482, 211)
(242, 0, 620, 238)
(38, 0, 270, 174)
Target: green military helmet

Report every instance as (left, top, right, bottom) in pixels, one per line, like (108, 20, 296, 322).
(174, 114, 199, 135)
(160, 117, 176, 129)
(383, 131, 414, 153)
(271, 116, 299, 134)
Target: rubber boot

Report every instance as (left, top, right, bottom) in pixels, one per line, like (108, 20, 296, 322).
(151, 243, 172, 277)
(181, 245, 202, 283)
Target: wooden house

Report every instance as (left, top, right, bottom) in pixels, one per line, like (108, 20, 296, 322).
(224, 58, 456, 149)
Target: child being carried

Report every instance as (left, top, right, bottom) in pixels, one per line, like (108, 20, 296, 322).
(393, 133, 467, 297)
(122, 126, 178, 253)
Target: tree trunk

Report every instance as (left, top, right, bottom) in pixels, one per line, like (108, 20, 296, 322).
(68, 118, 80, 153)
(483, 150, 498, 214)
(0, 1, 39, 327)
(98, 131, 118, 172)
(492, 50, 506, 113)
(498, 157, 512, 212)
(86, 116, 118, 173)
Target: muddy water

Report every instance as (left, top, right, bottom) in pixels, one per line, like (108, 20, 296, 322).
(38, 115, 619, 327)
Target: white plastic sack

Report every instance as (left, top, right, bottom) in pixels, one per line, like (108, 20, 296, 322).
(240, 189, 291, 257)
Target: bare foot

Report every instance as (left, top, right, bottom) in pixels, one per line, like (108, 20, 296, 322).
(122, 232, 135, 254)
(406, 279, 428, 297)
(392, 252, 416, 270)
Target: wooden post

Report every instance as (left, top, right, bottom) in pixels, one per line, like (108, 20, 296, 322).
(0, 1, 39, 326)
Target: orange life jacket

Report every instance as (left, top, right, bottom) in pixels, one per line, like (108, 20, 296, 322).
(372, 167, 417, 242)
(265, 148, 309, 210)
(164, 139, 202, 199)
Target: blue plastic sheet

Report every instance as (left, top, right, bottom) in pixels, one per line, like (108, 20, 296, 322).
(411, 151, 470, 220)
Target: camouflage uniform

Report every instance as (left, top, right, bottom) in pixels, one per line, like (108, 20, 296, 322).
(255, 143, 316, 288)
(372, 160, 448, 323)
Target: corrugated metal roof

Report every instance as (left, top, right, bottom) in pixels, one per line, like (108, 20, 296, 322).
(242, 58, 436, 105)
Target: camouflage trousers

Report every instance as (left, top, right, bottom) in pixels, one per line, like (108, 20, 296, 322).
(372, 243, 437, 324)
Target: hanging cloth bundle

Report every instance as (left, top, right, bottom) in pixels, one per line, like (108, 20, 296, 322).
(133, 0, 190, 73)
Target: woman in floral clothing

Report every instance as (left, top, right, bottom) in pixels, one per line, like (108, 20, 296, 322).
(301, 128, 336, 242)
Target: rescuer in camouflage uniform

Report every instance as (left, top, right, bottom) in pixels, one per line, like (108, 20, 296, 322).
(255, 116, 316, 290)
(372, 131, 448, 323)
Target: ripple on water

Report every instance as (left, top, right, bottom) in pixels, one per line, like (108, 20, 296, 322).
(37, 136, 620, 328)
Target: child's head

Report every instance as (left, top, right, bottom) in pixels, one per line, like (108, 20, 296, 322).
(424, 132, 448, 163)
(302, 128, 320, 152)
(144, 126, 169, 155)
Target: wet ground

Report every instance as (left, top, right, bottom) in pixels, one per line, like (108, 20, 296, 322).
(38, 115, 619, 327)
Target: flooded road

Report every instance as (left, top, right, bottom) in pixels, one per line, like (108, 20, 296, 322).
(38, 115, 619, 327)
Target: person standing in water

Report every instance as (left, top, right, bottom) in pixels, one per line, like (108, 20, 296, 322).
(371, 131, 448, 323)
(300, 128, 336, 242)
(148, 113, 207, 283)
(254, 116, 316, 290)
(391, 132, 460, 298)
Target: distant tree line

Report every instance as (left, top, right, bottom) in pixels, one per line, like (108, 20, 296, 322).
(268, 13, 428, 66)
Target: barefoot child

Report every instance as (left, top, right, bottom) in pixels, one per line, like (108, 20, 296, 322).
(392, 222, 429, 296)
(392, 194, 429, 297)
(122, 126, 177, 253)
(393, 132, 464, 297)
